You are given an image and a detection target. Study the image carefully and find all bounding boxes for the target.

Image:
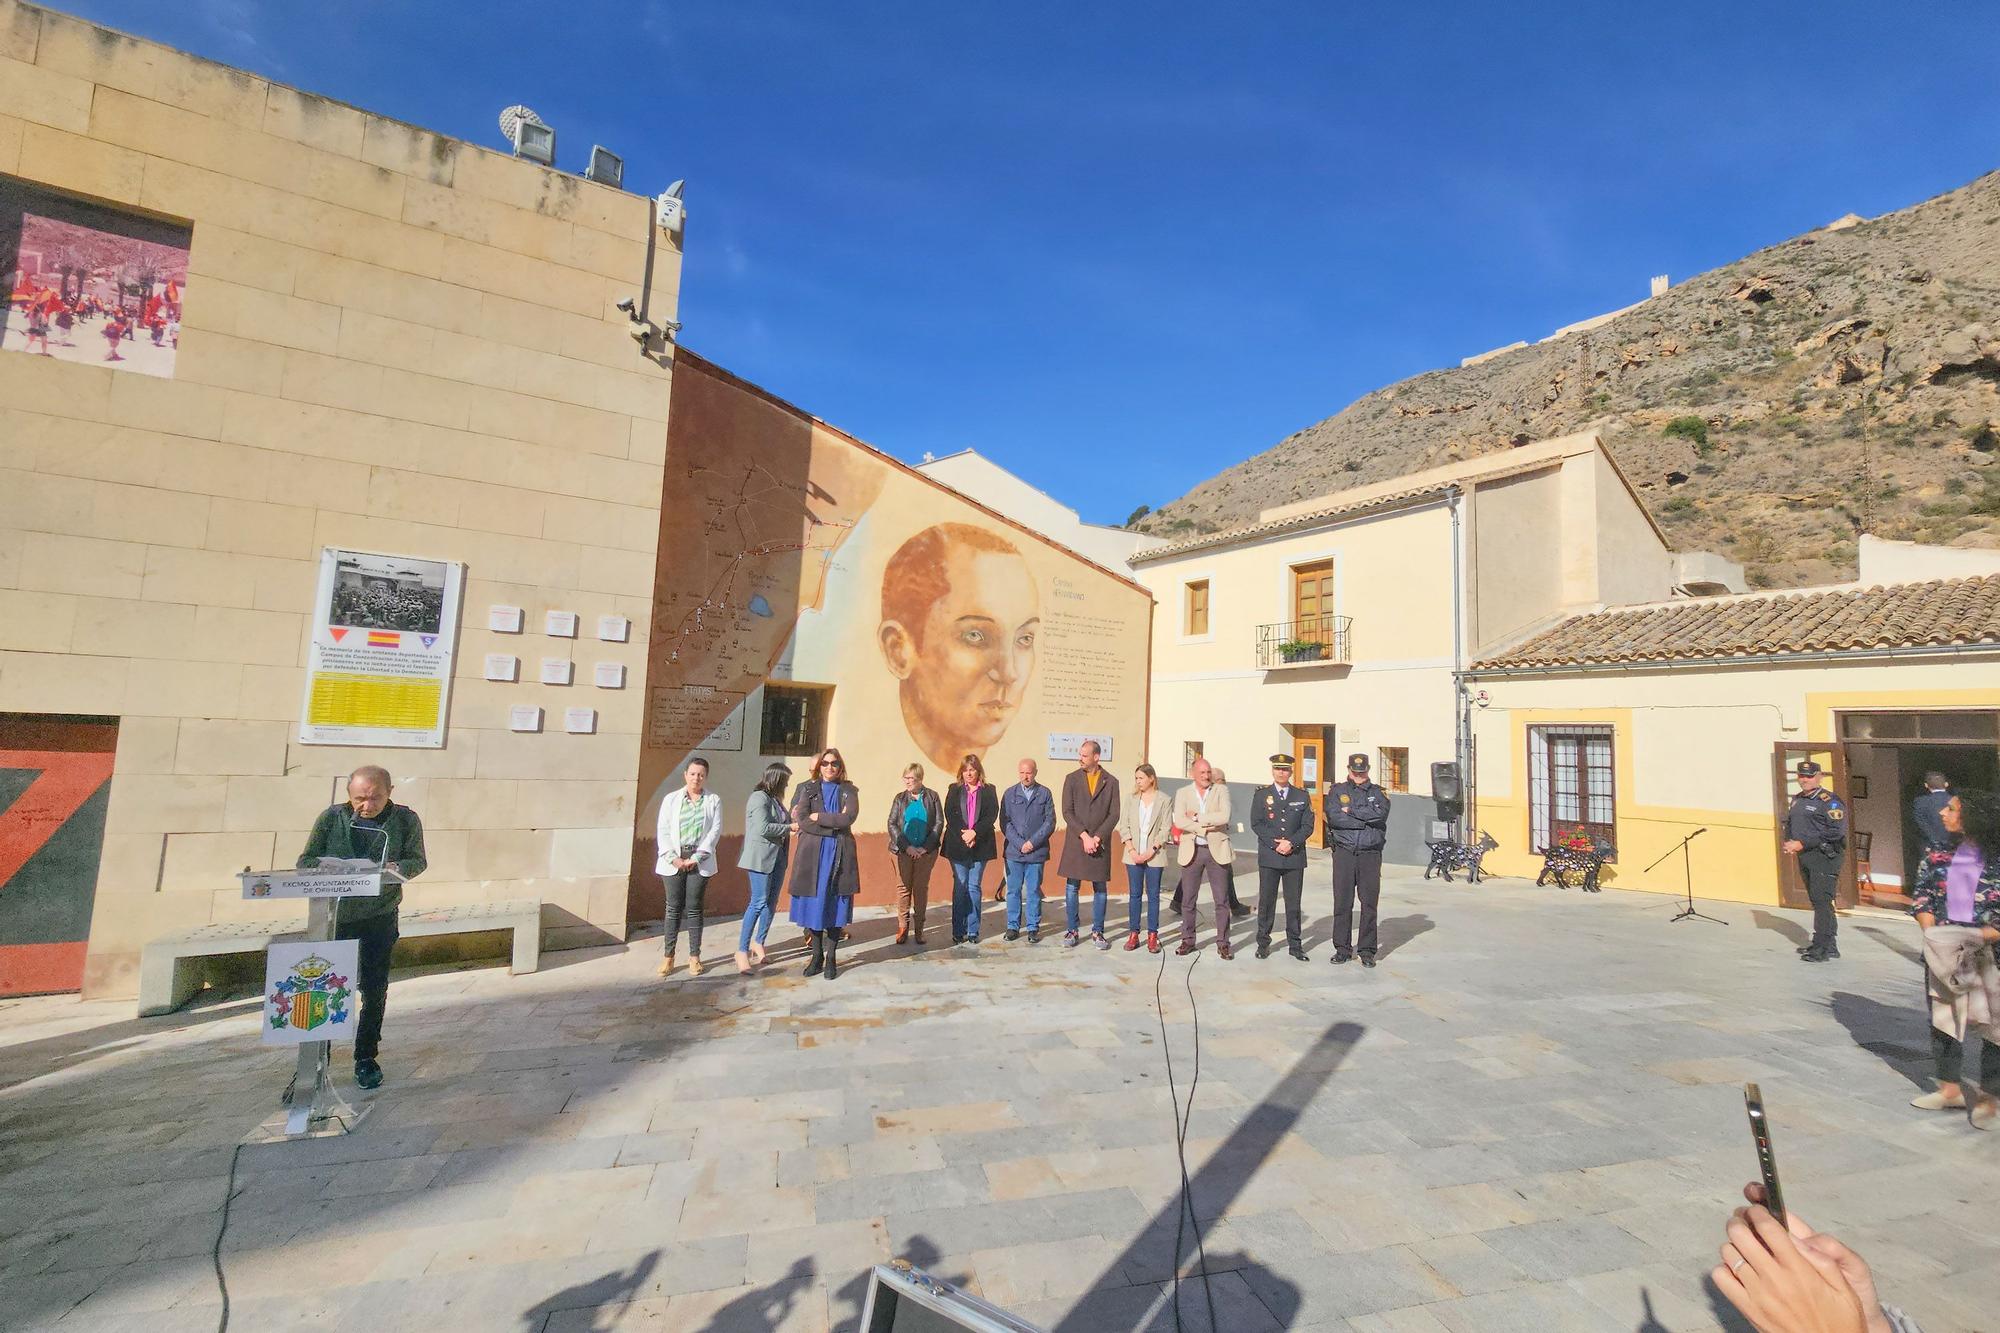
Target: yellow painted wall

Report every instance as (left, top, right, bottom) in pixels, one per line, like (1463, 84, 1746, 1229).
(1470, 658, 2000, 904)
(0, 2, 680, 993)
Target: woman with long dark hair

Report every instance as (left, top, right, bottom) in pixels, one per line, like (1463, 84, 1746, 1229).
(943, 754, 999, 945)
(787, 748, 860, 980)
(734, 763, 793, 974)
(1909, 788, 2000, 1129)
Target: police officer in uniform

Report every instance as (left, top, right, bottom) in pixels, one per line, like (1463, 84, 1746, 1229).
(1327, 753, 1392, 967)
(1251, 754, 1314, 960)
(1783, 760, 1848, 962)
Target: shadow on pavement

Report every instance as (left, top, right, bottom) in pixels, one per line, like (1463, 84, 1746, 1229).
(1855, 923, 1923, 968)
(520, 1250, 659, 1330)
(1825, 990, 1931, 1089)
(1375, 913, 1435, 959)
(1751, 910, 1810, 949)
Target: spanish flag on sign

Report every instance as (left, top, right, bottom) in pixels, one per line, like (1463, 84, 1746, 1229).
(367, 631, 400, 648)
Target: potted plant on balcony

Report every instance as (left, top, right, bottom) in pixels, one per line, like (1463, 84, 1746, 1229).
(1277, 637, 1325, 664)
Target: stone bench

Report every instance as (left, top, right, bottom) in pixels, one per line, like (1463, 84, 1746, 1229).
(138, 898, 543, 1017)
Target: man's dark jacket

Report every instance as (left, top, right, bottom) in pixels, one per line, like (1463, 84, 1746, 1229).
(297, 802, 427, 923)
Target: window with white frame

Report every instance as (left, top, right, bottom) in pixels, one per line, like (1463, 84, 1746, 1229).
(1528, 725, 1616, 857)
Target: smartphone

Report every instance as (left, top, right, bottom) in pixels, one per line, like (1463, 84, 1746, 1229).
(1743, 1082, 1786, 1226)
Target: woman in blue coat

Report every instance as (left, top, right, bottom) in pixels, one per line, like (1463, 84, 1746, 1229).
(788, 747, 860, 980)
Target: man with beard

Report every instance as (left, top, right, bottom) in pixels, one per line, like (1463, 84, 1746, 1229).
(878, 523, 1041, 779)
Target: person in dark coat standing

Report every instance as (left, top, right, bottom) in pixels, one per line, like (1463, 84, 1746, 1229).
(1252, 754, 1314, 961)
(787, 748, 860, 980)
(1783, 760, 1848, 963)
(1326, 753, 1391, 967)
(944, 754, 1000, 945)
(1058, 740, 1122, 949)
(1914, 773, 1954, 856)
(296, 764, 426, 1090)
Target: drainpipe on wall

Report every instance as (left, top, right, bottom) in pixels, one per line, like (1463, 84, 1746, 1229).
(1448, 485, 1470, 839)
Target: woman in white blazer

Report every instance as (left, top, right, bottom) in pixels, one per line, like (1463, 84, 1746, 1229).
(656, 756, 723, 977)
(1119, 763, 1175, 953)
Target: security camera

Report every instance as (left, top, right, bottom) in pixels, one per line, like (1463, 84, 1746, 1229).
(615, 296, 637, 316)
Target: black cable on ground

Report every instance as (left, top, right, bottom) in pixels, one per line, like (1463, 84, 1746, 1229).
(212, 1141, 245, 1333)
(1155, 944, 1218, 1333)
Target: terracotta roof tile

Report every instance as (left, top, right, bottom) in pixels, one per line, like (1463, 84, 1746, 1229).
(1472, 575, 2000, 670)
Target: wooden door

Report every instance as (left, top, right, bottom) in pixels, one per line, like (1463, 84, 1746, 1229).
(1771, 741, 1856, 912)
(1295, 727, 1327, 849)
(1292, 561, 1333, 641)
(0, 715, 118, 996)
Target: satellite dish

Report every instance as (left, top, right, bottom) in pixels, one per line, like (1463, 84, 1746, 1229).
(497, 105, 545, 147)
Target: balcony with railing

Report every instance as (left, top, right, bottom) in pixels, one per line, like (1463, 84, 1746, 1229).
(1255, 614, 1352, 669)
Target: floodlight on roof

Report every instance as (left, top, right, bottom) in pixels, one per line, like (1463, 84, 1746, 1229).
(585, 145, 624, 189)
(498, 104, 555, 168)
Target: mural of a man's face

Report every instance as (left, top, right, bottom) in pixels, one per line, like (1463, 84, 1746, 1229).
(879, 524, 1040, 773)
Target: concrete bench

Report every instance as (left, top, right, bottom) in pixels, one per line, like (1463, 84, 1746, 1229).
(138, 898, 542, 1018)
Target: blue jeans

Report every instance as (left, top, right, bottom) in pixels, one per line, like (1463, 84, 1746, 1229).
(738, 857, 784, 952)
(950, 860, 987, 939)
(1005, 860, 1044, 931)
(1066, 879, 1108, 935)
(1125, 862, 1163, 933)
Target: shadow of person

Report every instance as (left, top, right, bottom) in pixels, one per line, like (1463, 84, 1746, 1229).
(1855, 923, 1923, 967)
(830, 1236, 966, 1333)
(1374, 913, 1434, 959)
(1702, 1272, 1758, 1332)
(520, 1250, 659, 1330)
(695, 1256, 815, 1332)
(1825, 991, 1931, 1089)
(1751, 910, 1811, 949)
(1636, 1286, 1671, 1333)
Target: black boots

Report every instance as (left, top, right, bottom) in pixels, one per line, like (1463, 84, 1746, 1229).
(803, 930, 824, 977)
(824, 933, 839, 981)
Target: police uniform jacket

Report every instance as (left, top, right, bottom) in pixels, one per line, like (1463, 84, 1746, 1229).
(1325, 780, 1391, 853)
(1784, 787, 1848, 854)
(1251, 783, 1314, 869)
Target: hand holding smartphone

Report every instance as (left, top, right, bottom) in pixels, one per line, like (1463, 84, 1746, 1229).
(1743, 1083, 1786, 1226)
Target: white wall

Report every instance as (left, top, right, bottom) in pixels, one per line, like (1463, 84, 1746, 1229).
(916, 451, 1164, 573)
(1858, 535, 2000, 584)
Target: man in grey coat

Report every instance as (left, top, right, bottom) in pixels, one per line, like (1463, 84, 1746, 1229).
(1058, 740, 1121, 949)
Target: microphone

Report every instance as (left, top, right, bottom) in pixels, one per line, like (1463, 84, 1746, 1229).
(350, 821, 391, 868)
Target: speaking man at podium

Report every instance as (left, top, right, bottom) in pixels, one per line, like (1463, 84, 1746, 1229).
(296, 765, 427, 1090)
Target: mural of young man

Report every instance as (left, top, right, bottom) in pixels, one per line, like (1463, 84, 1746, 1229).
(878, 523, 1041, 778)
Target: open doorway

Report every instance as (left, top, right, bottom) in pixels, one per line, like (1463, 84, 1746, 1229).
(1289, 724, 1333, 848)
(1838, 711, 2000, 908)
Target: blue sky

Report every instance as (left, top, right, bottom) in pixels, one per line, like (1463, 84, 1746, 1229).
(59, 1, 2000, 525)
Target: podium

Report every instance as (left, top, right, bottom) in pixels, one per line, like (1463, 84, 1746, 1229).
(240, 863, 398, 1137)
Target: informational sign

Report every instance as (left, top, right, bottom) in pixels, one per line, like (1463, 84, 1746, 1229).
(488, 605, 524, 634)
(510, 705, 544, 732)
(1047, 733, 1115, 762)
(647, 686, 745, 751)
(564, 707, 597, 734)
(299, 549, 463, 748)
(594, 662, 626, 689)
(540, 658, 574, 686)
(546, 610, 578, 638)
(240, 868, 384, 901)
(484, 654, 519, 682)
(263, 940, 361, 1046)
(597, 615, 630, 642)
(1301, 754, 1318, 785)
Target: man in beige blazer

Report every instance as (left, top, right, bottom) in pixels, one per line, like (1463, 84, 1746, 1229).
(1172, 757, 1235, 958)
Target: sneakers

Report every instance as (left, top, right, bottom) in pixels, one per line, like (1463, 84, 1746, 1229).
(1146, 931, 1160, 953)
(1800, 946, 1836, 963)
(1028, 929, 1041, 944)
(1911, 1089, 1967, 1111)
(1005, 929, 1021, 941)
(354, 1059, 384, 1091)
(1092, 932, 1110, 951)
(1124, 931, 1140, 951)
(1064, 930, 1080, 948)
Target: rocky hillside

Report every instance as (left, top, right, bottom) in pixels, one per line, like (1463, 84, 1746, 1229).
(1133, 170, 2000, 588)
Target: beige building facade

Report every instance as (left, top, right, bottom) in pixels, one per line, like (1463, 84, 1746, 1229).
(1135, 433, 1738, 861)
(0, 2, 679, 997)
(1468, 576, 2000, 906)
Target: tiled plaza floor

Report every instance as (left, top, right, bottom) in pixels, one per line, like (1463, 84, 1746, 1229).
(3, 865, 1997, 1331)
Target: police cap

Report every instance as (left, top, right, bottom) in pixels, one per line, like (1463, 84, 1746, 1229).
(1268, 753, 1295, 769)
(1347, 753, 1370, 772)
(1795, 760, 1822, 777)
